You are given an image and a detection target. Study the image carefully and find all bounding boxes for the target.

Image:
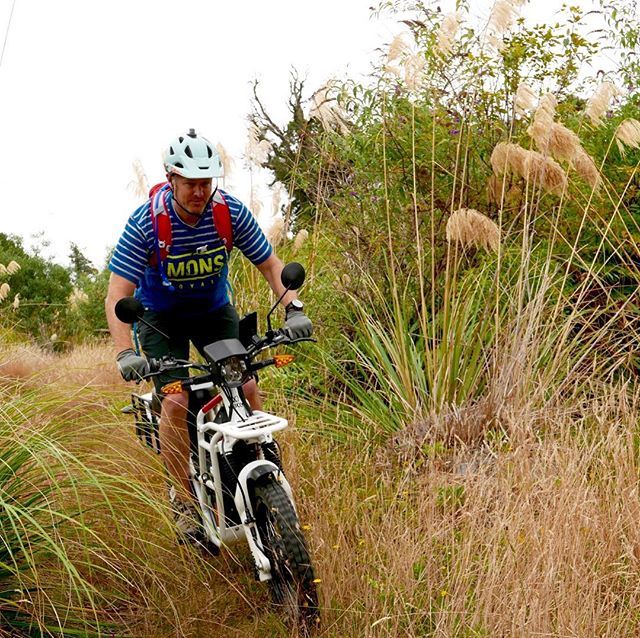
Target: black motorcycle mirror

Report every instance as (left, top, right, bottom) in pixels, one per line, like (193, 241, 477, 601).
(266, 262, 306, 335)
(114, 297, 144, 324)
(114, 297, 170, 339)
(280, 262, 305, 291)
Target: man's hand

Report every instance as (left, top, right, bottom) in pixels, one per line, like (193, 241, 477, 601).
(284, 308, 313, 340)
(116, 348, 149, 381)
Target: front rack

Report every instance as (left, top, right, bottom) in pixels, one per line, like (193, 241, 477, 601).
(198, 410, 287, 440)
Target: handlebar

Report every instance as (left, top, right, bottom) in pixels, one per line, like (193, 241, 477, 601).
(139, 328, 316, 382)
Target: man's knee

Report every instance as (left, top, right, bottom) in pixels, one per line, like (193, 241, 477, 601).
(243, 377, 262, 410)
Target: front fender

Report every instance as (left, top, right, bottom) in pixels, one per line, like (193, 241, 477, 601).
(234, 460, 295, 519)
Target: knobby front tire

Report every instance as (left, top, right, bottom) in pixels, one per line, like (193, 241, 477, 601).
(253, 478, 319, 629)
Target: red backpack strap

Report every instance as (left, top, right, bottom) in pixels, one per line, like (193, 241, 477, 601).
(148, 182, 172, 269)
(211, 189, 233, 252)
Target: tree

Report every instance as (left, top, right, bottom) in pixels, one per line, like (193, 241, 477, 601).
(68, 243, 97, 284)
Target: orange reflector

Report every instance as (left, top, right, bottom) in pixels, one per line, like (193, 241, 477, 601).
(161, 380, 183, 394)
(274, 354, 295, 368)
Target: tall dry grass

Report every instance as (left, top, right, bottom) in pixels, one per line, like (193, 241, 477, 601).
(294, 384, 640, 637)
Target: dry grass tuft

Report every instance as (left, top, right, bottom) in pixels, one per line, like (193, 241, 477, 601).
(615, 118, 640, 154)
(446, 208, 500, 252)
(0, 341, 121, 387)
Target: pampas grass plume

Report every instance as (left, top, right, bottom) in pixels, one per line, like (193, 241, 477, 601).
(293, 229, 309, 252)
(267, 217, 286, 247)
(0, 264, 6, 276)
(585, 81, 622, 127)
(446, 208, 500, 252)
(249, 186, 263, 218)
(387, 33, 410, 65)
(271, 185, 283, 217)
(309, 81, 350, 135)
(245, 125, 271, 166)
(128, 160, 149, 200)
(615, 119, 640, 154)
(488, 0, 519, 34)
(490, 142, 527, 177)
(403, 52, 426, 92)
(491, 142, 567, 195)
(527, 93, 557, 152)
(515, 83, 537, 115)
(529, 119, 601, 189)
(12, 293, 19, 310)
(573, 151, 601, 189)
(0, 282, 10, 301)
(7, 261, 20, 275)
(436, 12, 461, 57)
(522, 151, 567, 194)
(215, 143, 234, 178)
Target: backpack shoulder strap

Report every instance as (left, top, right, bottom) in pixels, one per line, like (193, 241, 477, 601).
(211, 189, 233, 252)
(148, 182, 173, 273)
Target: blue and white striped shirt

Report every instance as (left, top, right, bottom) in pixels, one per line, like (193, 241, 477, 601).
(109, 188, 272, 313)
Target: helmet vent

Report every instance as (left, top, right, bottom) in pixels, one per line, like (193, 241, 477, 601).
(178, 137, 184, 144)
(184, 145, 193, 158)
(175, 162, 184, 168)
(207, 146, 213, 158)
(169, 146, 174, 154)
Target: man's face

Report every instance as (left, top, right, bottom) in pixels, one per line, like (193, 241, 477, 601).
(171, 174, 213, 213)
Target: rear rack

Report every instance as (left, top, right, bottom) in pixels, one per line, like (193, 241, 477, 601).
(198, 410, 287, 440)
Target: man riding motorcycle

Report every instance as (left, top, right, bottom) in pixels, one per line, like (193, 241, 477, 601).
(104, 129, 312, 542)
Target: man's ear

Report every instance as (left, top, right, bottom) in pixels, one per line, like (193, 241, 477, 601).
(166, 173, 174, 187)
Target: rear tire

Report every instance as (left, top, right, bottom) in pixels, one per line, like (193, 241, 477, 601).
(253, 478, 319, 630)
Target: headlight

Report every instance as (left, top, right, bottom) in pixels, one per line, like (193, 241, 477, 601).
(220, 356, 247, 386)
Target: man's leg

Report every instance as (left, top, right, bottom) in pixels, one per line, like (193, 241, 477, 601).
(159, 391, 193, 500)
(243, 377, 263, 411)
(138, 314, 194, 503)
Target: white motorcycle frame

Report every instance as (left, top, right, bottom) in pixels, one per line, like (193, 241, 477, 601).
(188, 381, 297, 582)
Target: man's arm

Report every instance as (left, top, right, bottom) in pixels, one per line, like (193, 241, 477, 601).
(255, 254, 313, 340)
(105, 272, 137, 355)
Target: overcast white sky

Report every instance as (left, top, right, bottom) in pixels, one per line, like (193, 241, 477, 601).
(0, 0, 607, 268)
(0, 0, 402, 266)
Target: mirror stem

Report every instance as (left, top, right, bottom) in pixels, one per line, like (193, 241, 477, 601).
(266, 286, 291, 336)
(136, 317, 170, 340)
